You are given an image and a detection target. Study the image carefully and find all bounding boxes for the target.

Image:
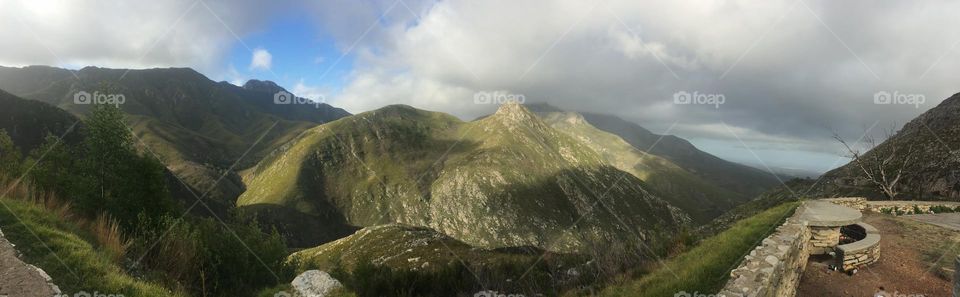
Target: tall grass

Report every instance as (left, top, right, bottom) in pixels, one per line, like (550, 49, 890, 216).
(0, 176, 130, 263)
(87, 213, 131, 262)
(0, 178, 182, 296)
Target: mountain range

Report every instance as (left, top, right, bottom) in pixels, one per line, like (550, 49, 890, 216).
(0, 65, 782, 251)
(0, 66, 349, 207)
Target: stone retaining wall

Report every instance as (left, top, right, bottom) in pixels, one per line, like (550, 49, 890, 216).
(808, 226, 840, 255)
(867, 201, 960, 215)
(823, 197, 960, 215)
(718, 205, 810, 297)
(823, 197, 867, 210)
(836, 223, 880, 271)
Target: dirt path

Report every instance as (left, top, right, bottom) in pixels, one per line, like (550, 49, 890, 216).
(0, 229, 58, 297)
(796, 213, 957, 297)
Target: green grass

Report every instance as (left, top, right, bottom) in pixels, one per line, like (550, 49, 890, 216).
(0, 197, 182, 296)
(598, 201, 800, 297)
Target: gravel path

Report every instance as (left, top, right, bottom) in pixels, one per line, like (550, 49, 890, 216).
(0, 229, 58, 297)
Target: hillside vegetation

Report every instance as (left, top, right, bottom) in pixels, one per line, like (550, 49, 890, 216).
(822, 92, 960, 200)
(0, 66, 350, 204)
(240, 103, 689, 251)
(537, 110, 745, 223)
(0, 187, 180, 296)
(597, 201, 800, 297)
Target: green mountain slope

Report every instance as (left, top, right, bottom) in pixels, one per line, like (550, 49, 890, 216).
(0, 66, 350, 204)
(821, 92, 960, 200)
(239, 103, 689, 251)
(535, 111, 743, 223)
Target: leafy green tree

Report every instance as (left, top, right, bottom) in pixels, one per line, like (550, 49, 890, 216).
(77, 105, 173, 231)
(25, 133, 80, 194)
(0, 129, 22, 177)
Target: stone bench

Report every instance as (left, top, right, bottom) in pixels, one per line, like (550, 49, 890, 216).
(836, 222, 880, 271)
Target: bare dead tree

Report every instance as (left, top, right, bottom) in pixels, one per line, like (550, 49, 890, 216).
(833, 126, 918, 200)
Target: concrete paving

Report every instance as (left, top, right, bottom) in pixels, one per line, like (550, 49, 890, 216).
(904, 213, 960, 231)
(0, 230, 58, 297)
(800, 201, 863, 227)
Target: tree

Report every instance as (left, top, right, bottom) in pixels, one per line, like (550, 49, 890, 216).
(25, 133, 79, 194)
(0, 129, 21, 177)
(78, 105, 173, 231)
(834, 127, 917, 200)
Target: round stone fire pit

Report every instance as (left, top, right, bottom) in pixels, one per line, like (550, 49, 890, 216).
(801, 201, 880, 272)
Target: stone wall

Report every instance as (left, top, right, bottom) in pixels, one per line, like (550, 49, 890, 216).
(718, 206, 810, 297)
(808, 226, 840, 255)
(836, 223, 880, 271)
(866, 201, 960, 215)
(823, 197, 867, 210)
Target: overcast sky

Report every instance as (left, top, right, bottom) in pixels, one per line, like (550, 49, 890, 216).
(3, 0, 959, 174)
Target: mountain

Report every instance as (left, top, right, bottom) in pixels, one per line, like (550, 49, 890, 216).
(533, 110, 744, 222)
(289, 224, 541, 272)
(0, 66, 350, 204)
(0, 88, 209, 215)
(572, 110, 780, 198)
(238, 103, 689, 250)
(821, 92, 960, 200)
(0, 89, 81, 153)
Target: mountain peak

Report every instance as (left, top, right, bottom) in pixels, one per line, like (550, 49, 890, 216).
(494, 100, 531, 115)
(243, 79, 285, 93)
(491, 101, 540, 125)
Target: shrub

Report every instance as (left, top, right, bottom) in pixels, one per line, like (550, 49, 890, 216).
(132, 216, 290, 297)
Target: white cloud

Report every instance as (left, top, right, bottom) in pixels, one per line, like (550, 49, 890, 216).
(0, 0, 282, 74)
(249, 48, 273, 71)
(315, 0, 960, 164)
(292, 79, 328, 103)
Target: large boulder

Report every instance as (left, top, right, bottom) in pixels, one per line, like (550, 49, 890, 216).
(291, 270, 342, 297)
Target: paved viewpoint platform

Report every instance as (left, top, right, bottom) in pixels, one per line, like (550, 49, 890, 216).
(800, 201, 863, 227)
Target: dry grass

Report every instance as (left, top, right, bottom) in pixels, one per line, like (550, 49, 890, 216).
(0, 176, 130, 263)
(87, 213, 131, 262)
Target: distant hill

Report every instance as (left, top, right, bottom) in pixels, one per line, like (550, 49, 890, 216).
(0, 66, 350, 204)
(0, 89, 81, 153)
(534, 110, 744, 223)
(0, 88, 209, 214)
(573, 110, 781, 198)
(821, 92, 960, 200)
(239, 103, 689, 250)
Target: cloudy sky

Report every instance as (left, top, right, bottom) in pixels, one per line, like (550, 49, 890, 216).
(3, 0, 960, 174)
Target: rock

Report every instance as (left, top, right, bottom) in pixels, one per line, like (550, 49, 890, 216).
(764, 255, 779, 266)
(291, 270, 342, 297)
